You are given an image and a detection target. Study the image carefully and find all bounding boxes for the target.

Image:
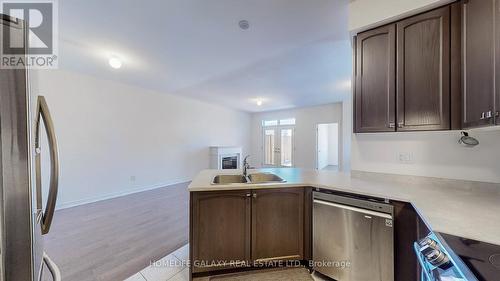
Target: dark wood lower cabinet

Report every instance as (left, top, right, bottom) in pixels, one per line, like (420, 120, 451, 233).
(190, 187, 311, 276)
(191, 190, 251, 273)
(392, 200, 430, 281)
(251, 188, 305, 262)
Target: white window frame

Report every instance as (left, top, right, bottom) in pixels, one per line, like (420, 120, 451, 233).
(261, 121, 296, 168)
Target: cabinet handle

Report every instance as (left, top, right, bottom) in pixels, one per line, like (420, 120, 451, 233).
(246, 193, 251, 197)
(397, 122, 404, 128)
(480, 112, 486, 120)
(485, 110, 493, 119)
(388, 122, 395, 128)
(252, 193, 257, 198)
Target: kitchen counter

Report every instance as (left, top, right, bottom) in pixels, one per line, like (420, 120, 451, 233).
(189, 168, 500, 246)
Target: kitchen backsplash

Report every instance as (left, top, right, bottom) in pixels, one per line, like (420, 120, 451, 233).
(351, 128, 500, 183)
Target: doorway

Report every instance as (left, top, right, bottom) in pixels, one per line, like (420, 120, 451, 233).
(316, 123, 339, 170)
(263, 126, 295, 167)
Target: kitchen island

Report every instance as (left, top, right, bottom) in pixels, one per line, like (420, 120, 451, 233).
(188, 168, 500, 280)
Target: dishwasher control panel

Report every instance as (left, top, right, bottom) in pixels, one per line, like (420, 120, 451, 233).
(313, 191, 393, 215)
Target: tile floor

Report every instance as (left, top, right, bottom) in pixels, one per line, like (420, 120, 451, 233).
(124, 244, 189, 281)
(124, 244, 329, 281)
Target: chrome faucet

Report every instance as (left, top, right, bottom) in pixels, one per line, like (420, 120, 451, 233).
(243, 155, 250, 177)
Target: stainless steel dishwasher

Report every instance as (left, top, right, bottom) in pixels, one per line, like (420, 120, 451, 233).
(313, 192, 394, 281)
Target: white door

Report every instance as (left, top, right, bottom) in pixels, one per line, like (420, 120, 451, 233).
(262, 126, 294, 167)
(317, 124, 329, 169)
(316, 123, 339, 170)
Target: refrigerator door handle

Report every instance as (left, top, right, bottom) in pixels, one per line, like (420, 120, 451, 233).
(35, 96, 59, 235)
(42, 252, 61, 281)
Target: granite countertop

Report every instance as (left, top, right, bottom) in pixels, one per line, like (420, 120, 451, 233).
(189, 168, 500, 246)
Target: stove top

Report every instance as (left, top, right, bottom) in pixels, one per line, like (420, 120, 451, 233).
(438, 232, 500, 281)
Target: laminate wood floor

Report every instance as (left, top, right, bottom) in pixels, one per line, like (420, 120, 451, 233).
(44, 182, 190, 281)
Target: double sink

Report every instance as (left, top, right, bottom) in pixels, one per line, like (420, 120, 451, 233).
(212, 173, 286, 185)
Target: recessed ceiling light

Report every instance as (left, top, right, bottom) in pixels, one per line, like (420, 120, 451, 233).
(239, 20, 250, 30)
(256, 99, 263, 106)
(108, 56, 122, 69)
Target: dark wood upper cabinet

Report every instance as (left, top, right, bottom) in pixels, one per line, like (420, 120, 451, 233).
(355, 25, 396, 133)
(463, 0, 496, 128)
(495, 0, 500, 126)
(354, 4, 462, 133)
(396, 6, 452, 131)
(251, 188, 304, 262)
(191, 190, 251, 273)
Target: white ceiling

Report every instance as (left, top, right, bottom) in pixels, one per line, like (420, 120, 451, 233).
(58, 0, 351, 112)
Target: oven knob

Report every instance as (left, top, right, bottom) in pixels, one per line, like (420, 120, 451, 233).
(426, 249, 449, 268)
(418, 237, 439, 255)
(418, 237, 437, 248)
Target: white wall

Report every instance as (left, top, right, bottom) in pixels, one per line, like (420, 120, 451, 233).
(352, 130, 500, 183)
(250, 103, 344, 170)
(349, 0, 453, 32)
(342, 101, 352, 172)
(32, 69, 251, 209)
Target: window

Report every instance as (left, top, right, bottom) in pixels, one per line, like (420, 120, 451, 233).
(279, 118, 296, 126)
(262, 118, 296, 126)
(262, 120, 278, 127)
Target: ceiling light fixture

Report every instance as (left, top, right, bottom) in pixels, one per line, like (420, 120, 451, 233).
(256, 99, 263, 106)
(239, 20, 250, 30)
(108, 56, 123, 69)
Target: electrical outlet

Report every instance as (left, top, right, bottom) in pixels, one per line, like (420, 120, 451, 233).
(398, 152, 414, 164)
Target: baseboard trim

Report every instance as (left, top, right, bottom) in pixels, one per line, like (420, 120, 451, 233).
(55, 179, 191, 210)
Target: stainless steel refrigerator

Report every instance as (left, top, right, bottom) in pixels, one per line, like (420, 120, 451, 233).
(0, 14, 61, 281)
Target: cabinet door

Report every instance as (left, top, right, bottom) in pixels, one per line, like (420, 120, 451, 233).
(463, 0, 496, 128)
(392, 201, 420, 281)
(191, 190, 251, 273)
(251, 188, 304, 262)
(355, 25, 396, 133)
(397, 7, 451, 131)
(496, 0, 500, 125)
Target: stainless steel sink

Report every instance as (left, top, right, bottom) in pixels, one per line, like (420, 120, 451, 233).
(247, 173, 286, 184)
(211, 173, 286, 185)
(212, 174, 249, 185)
